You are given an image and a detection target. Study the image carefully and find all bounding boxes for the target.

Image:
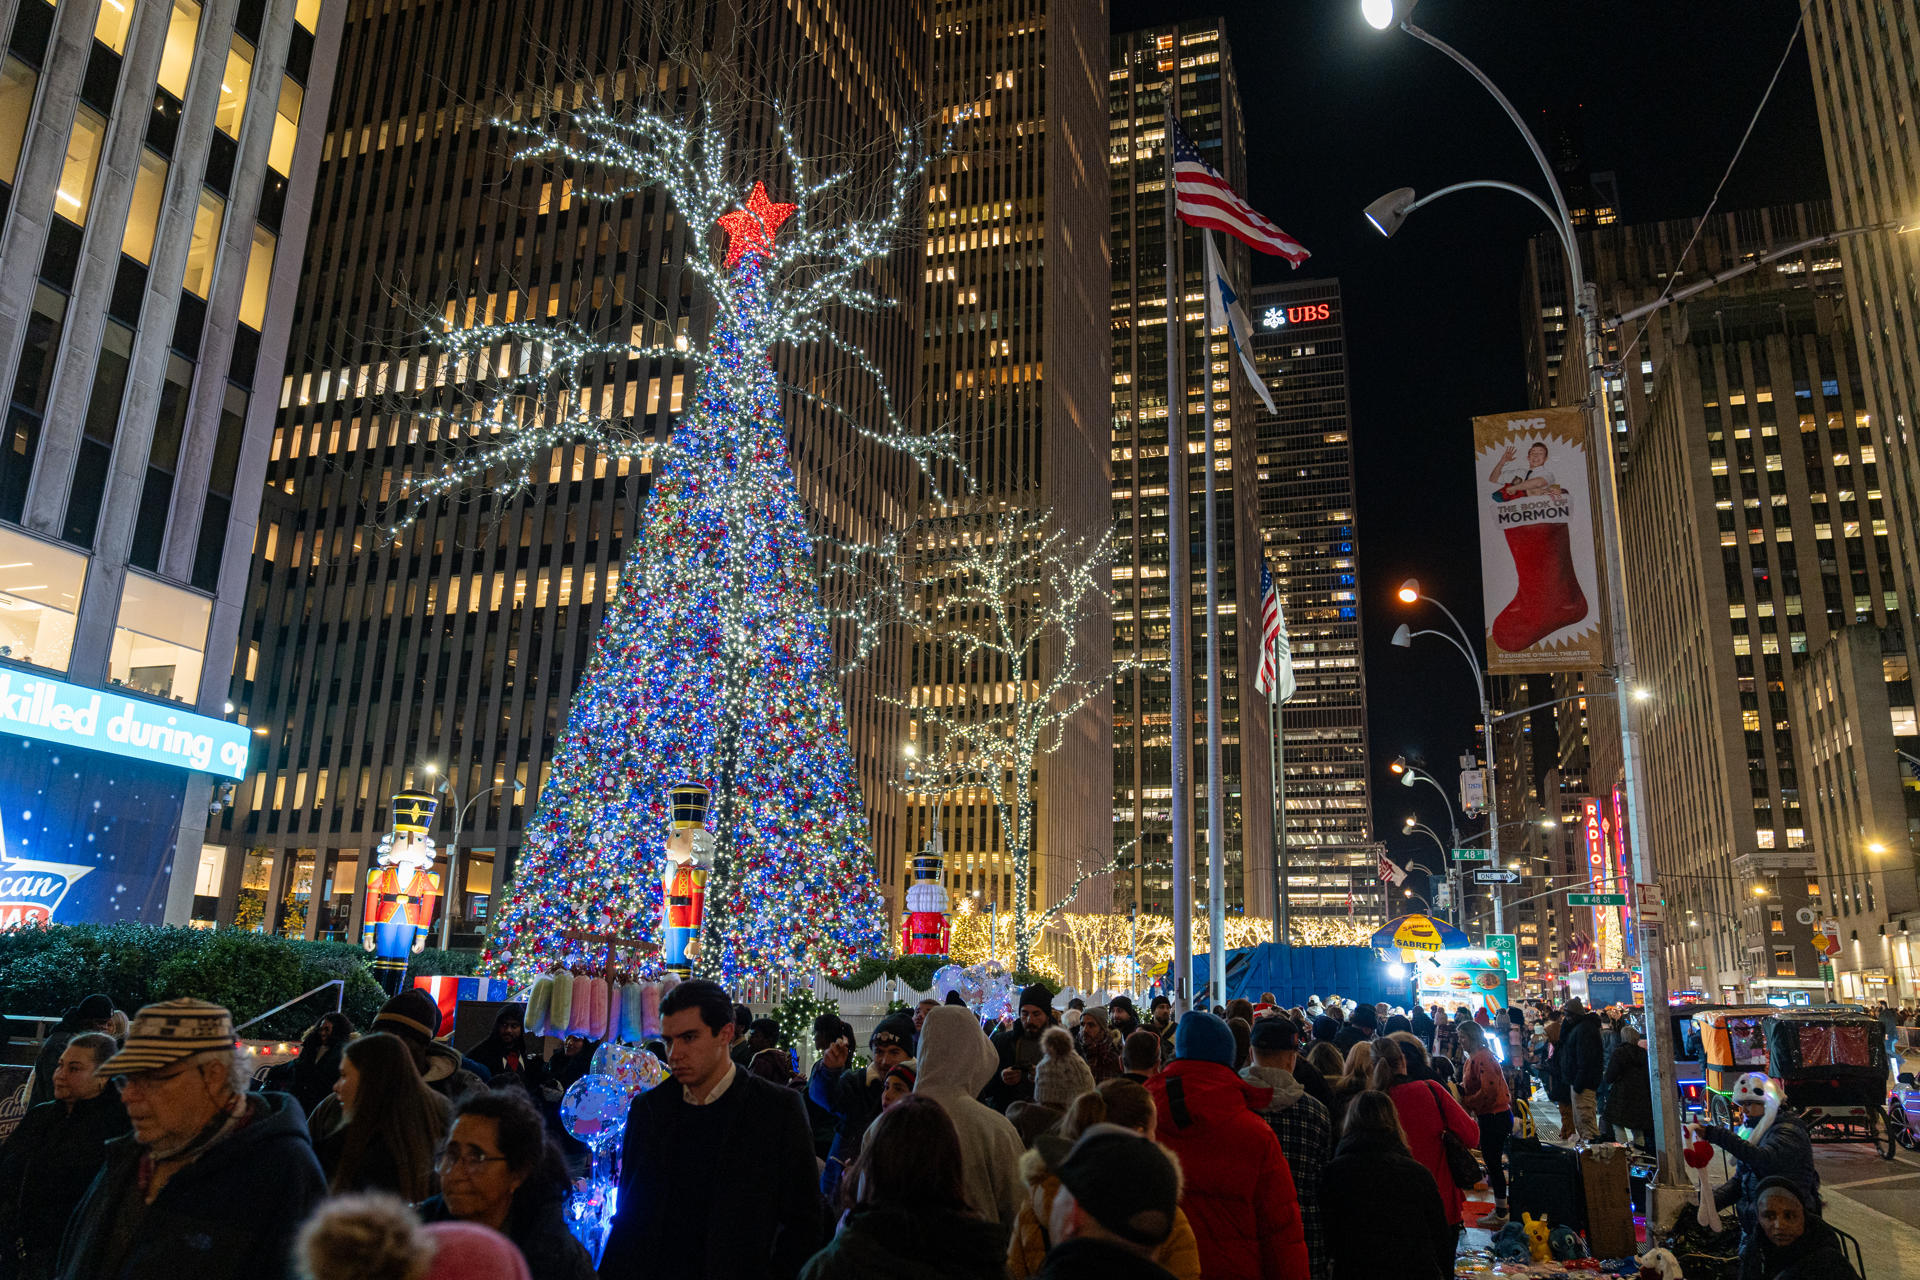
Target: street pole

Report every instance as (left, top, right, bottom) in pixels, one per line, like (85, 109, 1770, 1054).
(1273, 682, 1288, 943)
(1379, 9, 1689, 1209)
(1202, 295, 1227, 1011)
(438, 782, 463, 952)
(1163, 94, 1194, 1013)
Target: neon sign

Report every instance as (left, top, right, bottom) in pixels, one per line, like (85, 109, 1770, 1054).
(1259, 302, 1333, 330)
(1584, 797, 1614, 965)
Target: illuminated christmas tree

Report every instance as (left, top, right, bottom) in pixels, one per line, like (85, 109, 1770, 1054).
(389, 73, 952, 987)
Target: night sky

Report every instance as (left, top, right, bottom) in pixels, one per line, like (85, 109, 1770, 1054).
(1108, 0, 1831, 856)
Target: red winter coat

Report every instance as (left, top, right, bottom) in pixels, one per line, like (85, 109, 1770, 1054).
(1385, 1078, 1482, 1226)
(1148, 1059, 1309, 1280)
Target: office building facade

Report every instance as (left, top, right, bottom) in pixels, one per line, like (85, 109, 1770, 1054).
(210, 0, 928, 943)
(904, 0, 1112, 933)
(0, 0, 339, 927)
(1244, 278, 1377, 936)
(1108, 18, 1274, 920)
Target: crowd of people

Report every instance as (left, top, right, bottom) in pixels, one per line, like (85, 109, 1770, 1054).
(0, 983, 1863, 1280)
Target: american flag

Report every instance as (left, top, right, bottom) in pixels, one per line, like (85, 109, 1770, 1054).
(1171, 122, 1310, 265)
(1255, 561, 1294, 701)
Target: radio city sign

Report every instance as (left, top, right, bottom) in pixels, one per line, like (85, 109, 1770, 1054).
(1260, 302, 1333, 330)
(0, 672, 251, 779)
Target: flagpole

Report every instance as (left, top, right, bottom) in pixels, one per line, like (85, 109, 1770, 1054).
(1272, 679, 1287, 944)
(1164, 95, 1193, 1012)
(1202, 234, 1226, 1013)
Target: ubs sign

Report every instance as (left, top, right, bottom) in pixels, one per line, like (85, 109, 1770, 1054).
(1260, 302, 1332, 330)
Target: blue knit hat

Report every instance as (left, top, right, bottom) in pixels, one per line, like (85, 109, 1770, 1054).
(1172, 1011, 1237, 1068)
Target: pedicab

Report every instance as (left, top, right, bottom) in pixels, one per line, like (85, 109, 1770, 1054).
(1761, 1007, 1897, 1159)
(1691, 1005, 1774, 1122)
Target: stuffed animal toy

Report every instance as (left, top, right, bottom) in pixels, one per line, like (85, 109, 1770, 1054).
(1522, 1213, 1552, 1264)
(1489, 1221, 1532, 1261)
(1638, 1246, 1684, 1280)
(1680, 1121, 1719, 1230)
(1549, 1224, 1588, 1261)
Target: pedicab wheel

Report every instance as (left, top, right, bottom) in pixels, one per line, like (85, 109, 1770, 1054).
(1869, 1102, 1897, 1160)
(1708, 1091, 1734, 1128)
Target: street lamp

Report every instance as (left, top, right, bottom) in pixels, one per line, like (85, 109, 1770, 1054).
(1359, 0, 1687, 1200)
(425, 767, 527, 950)
(1389, 580, 1505, 933)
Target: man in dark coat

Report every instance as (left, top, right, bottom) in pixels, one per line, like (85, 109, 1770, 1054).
(55, 1000, 325, 1280)
(600, 980, 821, 1280)
(1705, 1074, 1820, 1241)
(466, 1005, 550, 1094)
(985, 983, 1056, 1112)
(807, 1009, 914, 1194)
(1556, 999, 1604, 1140)
(1332, 1002, 1378, 1053)
(0, 1032, 128, 1279)
(1409, 1005, 1436, 1052)
(1032, 1125, 1183, 1280)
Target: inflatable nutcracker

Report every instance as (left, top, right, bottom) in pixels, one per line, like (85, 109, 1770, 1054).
(900, 842, 950, 955)
(364, 790, 443, 994)
(661, 782, 714, 978)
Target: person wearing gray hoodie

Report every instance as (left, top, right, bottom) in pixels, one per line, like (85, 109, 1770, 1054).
(914, 1005, 1025, 1236)
(1242, 1018, 1332, 1280)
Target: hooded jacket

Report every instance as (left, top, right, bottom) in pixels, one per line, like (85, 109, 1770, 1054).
(1241, 1065, 1330, 1280)
(55, 1090, 326, 1280)
(1383, 1077, 1482, 1227)
(1148, 1059, 1308, 1280)
(1602, 1040, 1654, 1133)
(914, 1006, 1024, 1233)
(797, 1203, 1010, 1280)
(1007, 1150, 1201, 1279)
(1708, 1109, 1820, 1237)
(1734, 1178, 1858, 1280)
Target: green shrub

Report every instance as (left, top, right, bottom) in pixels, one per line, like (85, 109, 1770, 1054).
(0, 923, 386, 1039)
(886, 954, 950, 991)
(822, 955, 888, 991)
(411, 948, 482, 976)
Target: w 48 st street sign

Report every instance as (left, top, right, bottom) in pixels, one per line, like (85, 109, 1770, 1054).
(1568, 892, 1627, 907)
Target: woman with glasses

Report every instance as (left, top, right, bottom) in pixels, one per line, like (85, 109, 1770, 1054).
(314, 1031, 447, 1202)
(415, 1088, 594, 1280)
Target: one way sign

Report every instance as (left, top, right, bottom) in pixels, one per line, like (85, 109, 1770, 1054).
(1473, 869, 1520, 884)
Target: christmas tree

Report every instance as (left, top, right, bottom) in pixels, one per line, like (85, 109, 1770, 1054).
(381, 82, 953, 989)
(480, 183, 892, 987)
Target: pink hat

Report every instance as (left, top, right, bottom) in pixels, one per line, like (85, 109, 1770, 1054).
(422, 1222, 531, 1280)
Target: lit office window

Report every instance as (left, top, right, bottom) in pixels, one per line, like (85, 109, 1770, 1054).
(182, 189, 224, 296)
(294, 0, 319, 31)
(156, 0, 200, 98)
(109, 573, 211, 701)
(215, 37, 252, 137)
(267, 77, 302, 174)
(56, 107, 106, 223)
(121, 148, 167, 264)
(238, 225, 274, 328)
(93, 0, 133, 52)
(0, 528, 88, 671)
(0, 59, 37, 185)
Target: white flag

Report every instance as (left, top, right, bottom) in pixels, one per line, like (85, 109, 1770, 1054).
(1203, 231, 1277, 414)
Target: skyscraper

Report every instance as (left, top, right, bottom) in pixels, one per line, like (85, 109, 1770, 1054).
(1109, 19, 1274, 920)
(1529, 203, 1874, 1001)
(905, 1, 1111, 938)
(1244, 278, 1377, 936)
(0, 0, 340, 928)
(210, 1, 928, 943)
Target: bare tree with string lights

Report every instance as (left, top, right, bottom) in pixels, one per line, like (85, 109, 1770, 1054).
(886, 503, 1123, 974)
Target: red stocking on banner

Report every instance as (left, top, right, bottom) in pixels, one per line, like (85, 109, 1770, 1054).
(1491, 521, 1589, 652)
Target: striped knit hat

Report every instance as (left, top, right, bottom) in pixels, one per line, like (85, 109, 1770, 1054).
(95, 998, 234, 1077)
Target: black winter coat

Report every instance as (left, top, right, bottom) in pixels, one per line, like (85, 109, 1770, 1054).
(985, 1024, 1048, 1112)
(797, 1203, 1011, 1280)
(1332, 1021, 1372, 1054)
(1736, 1218, 1858, 1280)
(417, 1178, 594, 1280)
(0, 1092, 129, 1273)
(600, 1069, 823, 1280)
(1602, 1041, 1654, 1133)
(55, 1091, 325, 1280)
(806, 1062, 884, 1171)
(1708, 1112, 1821, 1237)
(1035, 1238, 1177, 1280)
(1557, 1012, 1604, 1091)
(1319, 1132, 1453, 1280)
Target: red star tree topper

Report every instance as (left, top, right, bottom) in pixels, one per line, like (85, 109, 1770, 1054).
(716, 181, 797, 269)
